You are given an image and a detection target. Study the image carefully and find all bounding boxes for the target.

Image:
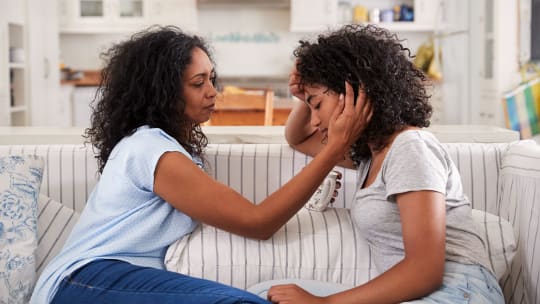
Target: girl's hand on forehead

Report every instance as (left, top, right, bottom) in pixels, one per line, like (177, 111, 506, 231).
(288, 64, 305, 102)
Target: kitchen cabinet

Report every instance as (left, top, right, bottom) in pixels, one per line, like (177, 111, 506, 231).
(290, 0, 337, 32)
(27, 0, 62, 126)
(1, 0, 64, 126)
(468, 0, 521, 126)
(290, 0, 448, 33)
(1, 21, 29, 126)
(58, 0, 197, 33)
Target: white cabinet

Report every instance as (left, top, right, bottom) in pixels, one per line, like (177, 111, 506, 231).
(27, 0, 62, 126)
(58, 0, 197, 33)
(290, 0, 337, 32)
(1, 0, 65, 127)
(290, 0, 446, 33)
(72, 87, 97, 127)
(1, 0, 29, 126)
(468, 0, 521, 126)
(1, 22, 29, 126)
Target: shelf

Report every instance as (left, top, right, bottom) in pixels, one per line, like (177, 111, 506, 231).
(60, 27, 146, 34)
(197, 0, 289, 9)
(293, 22, 453, 33)
(357, 22, 449, 32)
(8, 62, 25, 69)
(10, 106, 27, 113)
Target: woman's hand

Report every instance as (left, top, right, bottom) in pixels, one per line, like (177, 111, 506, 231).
(267, 284, 326, 304)
(326, 81, 372, 156)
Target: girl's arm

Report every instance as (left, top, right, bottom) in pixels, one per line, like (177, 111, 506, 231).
(267, 190, 447, 304)
(154, 82, 369, 240)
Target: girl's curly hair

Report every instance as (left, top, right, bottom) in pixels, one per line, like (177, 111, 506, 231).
(293, 24, 432, 164)
(85, 26, 214, 173)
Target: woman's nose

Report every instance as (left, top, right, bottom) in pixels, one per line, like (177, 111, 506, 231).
(208, 84, 218, 98)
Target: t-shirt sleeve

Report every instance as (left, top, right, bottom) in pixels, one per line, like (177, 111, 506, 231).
(382, 139, 449, 202)
(113, 130, 192, 193)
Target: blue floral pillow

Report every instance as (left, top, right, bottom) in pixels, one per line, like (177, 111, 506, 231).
(0, 155, 44, 304)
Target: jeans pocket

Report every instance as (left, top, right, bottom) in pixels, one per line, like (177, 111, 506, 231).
(427, 276, 471, 304)
(467, 268, 505, 303)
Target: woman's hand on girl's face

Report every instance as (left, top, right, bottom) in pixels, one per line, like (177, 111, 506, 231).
(326, 81, 372, 153)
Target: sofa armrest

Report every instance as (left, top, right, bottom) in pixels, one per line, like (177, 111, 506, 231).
(498, 142, 540, 304)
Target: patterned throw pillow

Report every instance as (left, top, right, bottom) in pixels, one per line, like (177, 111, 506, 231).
(0, 155, 44, 304)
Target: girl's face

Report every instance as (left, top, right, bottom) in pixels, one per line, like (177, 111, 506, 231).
(303, 84, 340, 138)
(182, 47, 218, 124)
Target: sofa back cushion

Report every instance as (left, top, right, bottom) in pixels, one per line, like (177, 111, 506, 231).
(165, 207, 516, 291)
(0, 142, 512, 216)
(0, 145, 98, 214)
(204, 143, 511, 213)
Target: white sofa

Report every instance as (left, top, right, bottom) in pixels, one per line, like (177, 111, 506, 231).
(1, 140, 539, 304)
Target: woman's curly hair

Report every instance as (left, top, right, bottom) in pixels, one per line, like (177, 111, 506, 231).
(85, 26, 214, 173)
(293, 24, 432, 164)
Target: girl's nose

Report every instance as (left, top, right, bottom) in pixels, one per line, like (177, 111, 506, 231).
(310, 110, 321, 127)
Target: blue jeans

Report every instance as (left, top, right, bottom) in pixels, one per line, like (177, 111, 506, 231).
(247, 262, 504, 304)
(52, 259, 270, 304)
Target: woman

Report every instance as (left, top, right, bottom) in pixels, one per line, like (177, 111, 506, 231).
(262, 24, 504, 303)
(30, 26, 369, 304)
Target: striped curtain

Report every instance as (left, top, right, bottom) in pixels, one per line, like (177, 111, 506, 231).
(502, 78, 540, 138)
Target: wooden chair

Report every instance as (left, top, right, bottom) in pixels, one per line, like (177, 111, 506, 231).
(207, 87, 274, 126)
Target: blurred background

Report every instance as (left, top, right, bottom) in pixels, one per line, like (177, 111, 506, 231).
(1, 0, 539, 140)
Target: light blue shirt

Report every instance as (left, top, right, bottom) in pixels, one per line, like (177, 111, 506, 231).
(31, 126, 200, 303)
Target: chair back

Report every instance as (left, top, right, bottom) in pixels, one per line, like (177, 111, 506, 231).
(209, 87, 274, 126)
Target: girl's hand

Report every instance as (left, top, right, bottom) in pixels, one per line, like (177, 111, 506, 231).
(289, 64, 305, 102)
(267, 284, 325, 304)
(326, 81, 372, 156)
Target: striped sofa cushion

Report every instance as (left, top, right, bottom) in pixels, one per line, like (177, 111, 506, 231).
(0, 145, 99, 214)
(165, 143, 519, 291)
(165, 207, 376, 290)
(36, 194, 79, 275)
(164, 206, 516, 291)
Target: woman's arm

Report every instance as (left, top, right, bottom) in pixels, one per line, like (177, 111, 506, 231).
(154, 83, 369, 240)
(267, 190, 447, 304)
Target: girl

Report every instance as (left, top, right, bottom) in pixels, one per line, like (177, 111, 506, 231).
(263, 24, 504, 304)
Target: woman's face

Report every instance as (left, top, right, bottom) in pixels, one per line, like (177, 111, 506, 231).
(303, 84, 340, 138)
(182, 47, 218, 124)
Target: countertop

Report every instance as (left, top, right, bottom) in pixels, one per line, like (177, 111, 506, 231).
(0, 125, 520, 145)
(60, 70, 101, 87)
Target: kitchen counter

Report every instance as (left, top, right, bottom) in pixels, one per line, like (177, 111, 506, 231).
(61, 70, 101, 87)
(0, 125, 520, 145)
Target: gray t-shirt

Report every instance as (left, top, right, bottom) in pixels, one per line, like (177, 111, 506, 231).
(351, 130, 491, 274)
